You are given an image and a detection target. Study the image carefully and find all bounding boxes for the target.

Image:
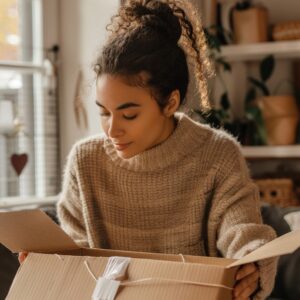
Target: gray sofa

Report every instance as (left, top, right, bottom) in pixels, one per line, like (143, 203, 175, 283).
(0, 244, 18, 300)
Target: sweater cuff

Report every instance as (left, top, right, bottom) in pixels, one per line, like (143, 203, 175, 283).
(253, 257, 278, 300)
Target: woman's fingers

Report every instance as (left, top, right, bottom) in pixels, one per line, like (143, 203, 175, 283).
(18, 252, 28, 264)
(234, 267, 259, 299)
(235, 281, 258, 300)
(236, 263, 257, 280)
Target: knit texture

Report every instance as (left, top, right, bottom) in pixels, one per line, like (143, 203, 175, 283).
(57, 113, 277, 299)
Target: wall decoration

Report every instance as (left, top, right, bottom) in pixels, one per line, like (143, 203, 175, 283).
(10, 153, 28, 176)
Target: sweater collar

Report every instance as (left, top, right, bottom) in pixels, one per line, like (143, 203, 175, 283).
(103, 113, 209, 172)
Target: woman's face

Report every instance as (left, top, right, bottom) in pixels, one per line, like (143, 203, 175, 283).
(96, 74, 176, 159)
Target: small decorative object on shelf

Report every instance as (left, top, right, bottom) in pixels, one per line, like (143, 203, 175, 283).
(255, 178, 299, 207)
(272, 21, 300, 41)
(232, 0, 269, 45)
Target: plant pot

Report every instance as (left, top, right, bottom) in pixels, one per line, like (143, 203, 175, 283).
(258, 95, 300, 145)
(233, 7, 269, 44)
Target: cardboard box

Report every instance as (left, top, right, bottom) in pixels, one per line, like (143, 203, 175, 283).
(0, 210, 300, 300)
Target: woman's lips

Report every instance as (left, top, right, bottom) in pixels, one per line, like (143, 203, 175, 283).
(114, 142, 132, 151)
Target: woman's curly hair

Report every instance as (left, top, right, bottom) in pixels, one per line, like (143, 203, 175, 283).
(94, 0, 213, 111)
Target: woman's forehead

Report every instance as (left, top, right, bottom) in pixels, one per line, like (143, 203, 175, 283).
(96, 74, 155, 104)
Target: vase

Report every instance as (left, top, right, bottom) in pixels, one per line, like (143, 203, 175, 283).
(233, 7, 269, 44)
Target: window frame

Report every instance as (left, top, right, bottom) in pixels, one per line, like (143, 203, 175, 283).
(0, 0, 59, 208)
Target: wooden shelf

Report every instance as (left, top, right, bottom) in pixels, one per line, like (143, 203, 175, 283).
(242, 145, 300, 159)
(221, 40, 300, 61)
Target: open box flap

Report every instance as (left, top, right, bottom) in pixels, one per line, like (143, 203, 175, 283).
(0, 209, 79, 253)
(228, 229, 300, 268)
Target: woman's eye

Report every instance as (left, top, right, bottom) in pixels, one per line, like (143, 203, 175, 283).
(99, 111, 110, 117)
(123, 114, 137, 120)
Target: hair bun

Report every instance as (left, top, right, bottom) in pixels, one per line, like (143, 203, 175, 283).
(127, 0, 182, 44)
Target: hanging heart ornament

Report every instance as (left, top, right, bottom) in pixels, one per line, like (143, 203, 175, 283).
(10, 153, 28, 176)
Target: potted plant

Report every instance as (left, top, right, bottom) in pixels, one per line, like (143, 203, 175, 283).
(195, 25, 265, 146)
(247, 55, 300, 145)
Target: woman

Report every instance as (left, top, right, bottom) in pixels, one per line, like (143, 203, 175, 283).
(20, 1, 277, 299)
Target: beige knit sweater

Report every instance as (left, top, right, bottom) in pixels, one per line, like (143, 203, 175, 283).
(57, 113, 277, 299)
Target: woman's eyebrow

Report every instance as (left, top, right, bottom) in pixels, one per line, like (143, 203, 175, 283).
(95, 101, 104, 108)
(95, 101, 140, 110)
(116, 102, 140, 110)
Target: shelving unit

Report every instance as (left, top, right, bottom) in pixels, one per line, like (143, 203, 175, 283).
(220, 39, 300, 160)
(242, 145, 300, 159)
(221, 40, 300, 61)
(201, 0, 300, 162)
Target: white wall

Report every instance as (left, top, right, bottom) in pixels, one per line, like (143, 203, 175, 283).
(253, 0, 300, 24)
(58, 0, 119, 169)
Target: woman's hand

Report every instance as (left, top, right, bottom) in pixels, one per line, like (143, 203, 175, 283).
(233, 263, 259, 300)
(18, 252, 28, 264)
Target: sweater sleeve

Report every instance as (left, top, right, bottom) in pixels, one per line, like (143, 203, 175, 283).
(209, 141, 278, 300)
(56, 145, 89, 248)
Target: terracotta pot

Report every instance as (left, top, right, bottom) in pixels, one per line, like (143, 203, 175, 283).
(258, 95, 299, 145)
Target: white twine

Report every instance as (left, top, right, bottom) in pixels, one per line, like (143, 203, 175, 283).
(120, 277, 233, 291)
(178, 253, 186, 263)
(83, 254, 233, 291)
(55, 254, 64, 261)
(84, 260, 97, 281)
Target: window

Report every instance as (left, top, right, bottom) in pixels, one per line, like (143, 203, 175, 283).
(0, 0, 59, 203)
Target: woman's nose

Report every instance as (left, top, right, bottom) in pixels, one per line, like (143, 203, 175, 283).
(108, 117, 124, 138)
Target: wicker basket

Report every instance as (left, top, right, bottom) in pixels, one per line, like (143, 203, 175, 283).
(255, 178, 298, 207)
(272, 21, 300, 41)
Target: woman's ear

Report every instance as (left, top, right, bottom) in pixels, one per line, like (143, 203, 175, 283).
(163, 90, 180, 117)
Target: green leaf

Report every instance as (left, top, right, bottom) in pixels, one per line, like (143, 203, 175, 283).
(248, 76, 270, 96)
(235, 1, 252, 10)
(206, 25, 234, 44)
(193, 109, 205, 118)
(216, 109, 229, 121)
(204, 28, 222, 52)
(216, 58, 231, 72)
(245, 106, 267, 145)
(220, 92, 230, 110)
(260, 55, 275, 82)
(245, 88, 256, 104)
(205, 109, 222, 128)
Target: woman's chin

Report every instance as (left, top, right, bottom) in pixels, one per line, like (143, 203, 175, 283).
(115, 144, 144, 159)
(116, 149, 136, 159)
